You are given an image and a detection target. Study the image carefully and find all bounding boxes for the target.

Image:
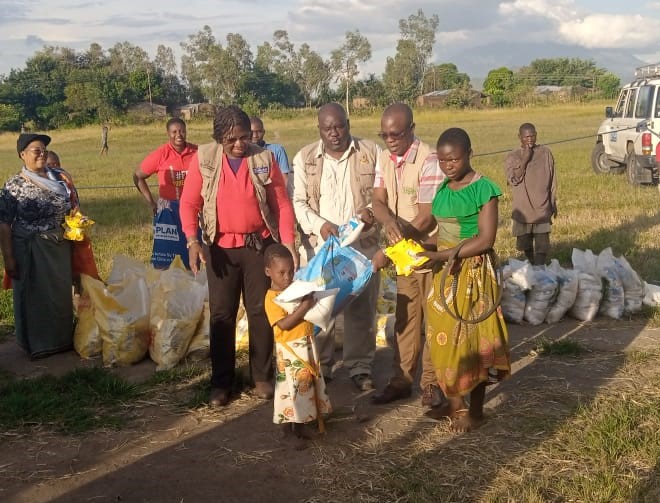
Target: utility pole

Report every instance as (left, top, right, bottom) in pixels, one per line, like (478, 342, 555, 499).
(146, 66, 153, 115)
(345, 61, 350, 117)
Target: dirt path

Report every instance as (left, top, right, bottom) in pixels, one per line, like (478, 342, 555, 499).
(0, 317, 658, 503)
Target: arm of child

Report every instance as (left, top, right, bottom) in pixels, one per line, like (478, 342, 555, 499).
(272, 294, 317, 332)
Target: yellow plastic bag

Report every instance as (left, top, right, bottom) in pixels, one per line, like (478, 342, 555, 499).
(186, 301, 210, 361)
(383, 239, 429, 276)
(82, 272, 150, 367)
(149, 264, 206, 371)
(63, 210, 95, 241)
(73, 289, 102, 358)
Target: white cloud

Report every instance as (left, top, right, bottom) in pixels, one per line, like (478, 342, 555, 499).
(559, 14, 660, 48)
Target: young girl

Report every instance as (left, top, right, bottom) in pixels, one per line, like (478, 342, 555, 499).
(263, 243, 332, 447)
(421, 128, 510, 432)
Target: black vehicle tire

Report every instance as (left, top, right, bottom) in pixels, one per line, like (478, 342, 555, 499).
(591, 143, 624, 174)
(626, 149, 640, 185)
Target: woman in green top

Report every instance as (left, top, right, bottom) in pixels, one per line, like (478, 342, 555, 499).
(421, 128, 510, 432)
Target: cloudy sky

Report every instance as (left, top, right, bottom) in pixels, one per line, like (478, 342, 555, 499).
(2, 0, 660, 83)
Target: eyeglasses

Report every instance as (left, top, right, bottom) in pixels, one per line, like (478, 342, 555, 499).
(377, 125, 412, 140)
(26, 148, 48, 156)
(223, 135, 251, 144)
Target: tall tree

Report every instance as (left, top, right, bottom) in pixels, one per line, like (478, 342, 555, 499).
(382, 40, 422, 103)
(330, 30, 371, 115)
(383, 9, 439, 102)
(423, 63, 469, 93)
(483, 67, 514, 107)
(298, 43, 330, 107)
(398, 9, 439, 90)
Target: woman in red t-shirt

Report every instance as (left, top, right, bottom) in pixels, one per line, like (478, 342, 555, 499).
(133, 118, 198, 269)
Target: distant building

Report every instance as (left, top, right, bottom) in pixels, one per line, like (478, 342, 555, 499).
(127, 101, 167, 118)
(533, 85, 589, 101)
(172, 103, 216, 120)
(416, 89, 486, 108)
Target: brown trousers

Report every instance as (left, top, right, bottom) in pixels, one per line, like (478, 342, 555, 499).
(389, 271, 436, 390)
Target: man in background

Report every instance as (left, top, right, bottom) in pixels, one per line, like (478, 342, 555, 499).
(99, 124, 109, 156)
(504, 123, 557, 266)
(251, 116, 292, 195)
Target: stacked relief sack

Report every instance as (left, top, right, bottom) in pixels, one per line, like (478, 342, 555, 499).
(545, 260, 579, 323)
(149, 257, 207, 371)
(596, 247, 625, 319)
(612, 253, 644, 314)
(82, 256, 151, 366)
(569, 249, 603, 321)
(523, 266, 558, 326)
(500, 259, 533, 324)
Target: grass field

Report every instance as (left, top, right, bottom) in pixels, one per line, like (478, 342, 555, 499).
(1, 101, 660, 501)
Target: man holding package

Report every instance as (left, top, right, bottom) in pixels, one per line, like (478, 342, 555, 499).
(371, 102, 445, 407)
(292, 102, 381, 392)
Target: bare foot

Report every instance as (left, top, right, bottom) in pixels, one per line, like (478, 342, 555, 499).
(292, 422, 316, 440)
(423, 402, 453, 421)
(450, 409, 484, 432)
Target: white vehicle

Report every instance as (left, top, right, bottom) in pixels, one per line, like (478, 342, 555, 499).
(592, 63, 660, 185)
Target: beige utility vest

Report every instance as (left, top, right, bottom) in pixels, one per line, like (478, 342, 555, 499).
(378, 140, 434, 239)
(298, 137, 380, 251)
(196, 142, 278, 244)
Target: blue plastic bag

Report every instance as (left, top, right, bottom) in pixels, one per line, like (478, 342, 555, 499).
(152, 200, 189, 270)
(294, 235, 373, 316)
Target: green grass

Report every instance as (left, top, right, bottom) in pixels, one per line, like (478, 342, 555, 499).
(535, 337, 586, 357)
(0, 367, 138, 433)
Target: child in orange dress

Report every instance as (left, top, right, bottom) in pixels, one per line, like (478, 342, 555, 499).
(263, 243, 332, 447)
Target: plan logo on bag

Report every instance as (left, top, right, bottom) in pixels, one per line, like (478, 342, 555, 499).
(154, 223, 180, 242)
(252, 165, 269, 175)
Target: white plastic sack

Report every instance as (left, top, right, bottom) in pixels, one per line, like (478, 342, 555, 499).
(524, 266, 558, 326)
(501, 278, 526, 324)
(503, 258, 536, 290)
(596, 248, 624, 319)
(613, 255, 644, 314)
(643, 282, 660, 307)
(569, 249, 603, 322)
(149, 265, 207, 371)
(274, 287, 339, 332)
(545, 260, 579, 324)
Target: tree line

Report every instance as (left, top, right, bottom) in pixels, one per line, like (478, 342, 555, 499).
(0, 8, 621, 131)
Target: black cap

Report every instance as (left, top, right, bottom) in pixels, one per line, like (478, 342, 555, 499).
(17, 133, 51, 157)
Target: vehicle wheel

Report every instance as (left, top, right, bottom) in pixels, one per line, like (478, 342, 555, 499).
(626, 151, 640, 185)
(591, 143, 623, 174)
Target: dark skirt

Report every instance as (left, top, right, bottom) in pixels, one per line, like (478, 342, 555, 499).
(12, 228, 73, 358)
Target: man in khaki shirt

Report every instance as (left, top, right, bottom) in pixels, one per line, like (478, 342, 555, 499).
(292, 102, 381, 392)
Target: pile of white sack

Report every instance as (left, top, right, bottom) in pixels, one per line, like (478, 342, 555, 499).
(501, 247, 660, 326)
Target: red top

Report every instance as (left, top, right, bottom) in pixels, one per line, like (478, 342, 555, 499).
(140, 142, 198, 200)
(179, 152, 295, 247)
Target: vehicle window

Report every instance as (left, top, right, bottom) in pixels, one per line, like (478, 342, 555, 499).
(635, 85, 654, 118)
(614, 90, 628, 117)
(654, 87, 660, 118)
(624, 88, 637, 118)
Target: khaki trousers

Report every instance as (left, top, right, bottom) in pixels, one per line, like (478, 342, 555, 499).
(389, 271, 436, 390)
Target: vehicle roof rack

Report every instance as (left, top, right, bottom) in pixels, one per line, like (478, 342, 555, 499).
(635, 63, 660, 79)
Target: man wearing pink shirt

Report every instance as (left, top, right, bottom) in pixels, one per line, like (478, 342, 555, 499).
(179, 105, 296, 408)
